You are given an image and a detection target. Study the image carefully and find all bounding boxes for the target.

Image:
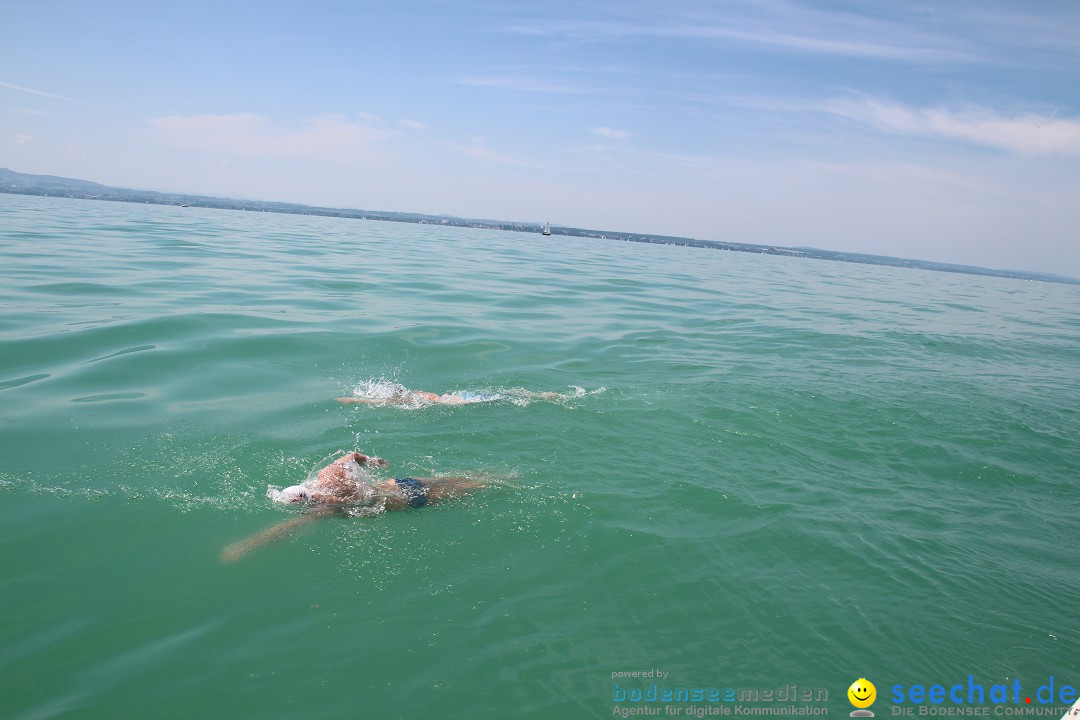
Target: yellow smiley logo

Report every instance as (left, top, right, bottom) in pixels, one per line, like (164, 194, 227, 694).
(848, 678, 876, 709)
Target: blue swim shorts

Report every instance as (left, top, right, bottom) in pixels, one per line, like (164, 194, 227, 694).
(394, 478, 428, 508)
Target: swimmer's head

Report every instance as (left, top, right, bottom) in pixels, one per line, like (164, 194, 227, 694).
(267, 485, 309, 504)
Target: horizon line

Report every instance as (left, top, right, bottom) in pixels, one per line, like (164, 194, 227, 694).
(1, 166, 1077, 287)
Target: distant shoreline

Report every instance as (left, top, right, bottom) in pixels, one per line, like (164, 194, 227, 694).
(2, 167, 1076, 286)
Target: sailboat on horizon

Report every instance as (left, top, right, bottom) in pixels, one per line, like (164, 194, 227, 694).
(542, 221, 551, 236)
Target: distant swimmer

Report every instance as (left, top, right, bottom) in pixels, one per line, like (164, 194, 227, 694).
(221, 451, 486, 563)
(336, 390, 509, 406)
(336, 381, 572, 408)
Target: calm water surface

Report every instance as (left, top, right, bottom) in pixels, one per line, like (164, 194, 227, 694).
(2, 194, 1078, 719)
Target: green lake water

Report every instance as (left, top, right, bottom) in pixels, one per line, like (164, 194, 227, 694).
(2, 194, 1078, 719)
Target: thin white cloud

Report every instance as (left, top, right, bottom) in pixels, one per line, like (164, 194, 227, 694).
(504, 1, 976, 63)
(148, 113, 399, 160)
(398, 119, 428, 131)
(452, 137, 551, 170)
(0, 80, 77, 102)
(823, 98, 1080, 156)
(15, 134, 32, 144)
(935, 2, 1080, 62)
(592, 126, 632, 141)
(453, 76, 593, 94)
(635, 25, 968, 63)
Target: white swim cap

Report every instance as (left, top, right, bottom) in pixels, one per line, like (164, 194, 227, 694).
(267, 484, 309, 504)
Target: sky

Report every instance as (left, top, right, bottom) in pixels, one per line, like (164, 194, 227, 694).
(2, 0, 1079, 276)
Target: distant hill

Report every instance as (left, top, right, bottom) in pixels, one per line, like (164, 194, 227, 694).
(0, 167, 479, 227)
(0, 167, 113, 194)
(2, 167, 1076, 285)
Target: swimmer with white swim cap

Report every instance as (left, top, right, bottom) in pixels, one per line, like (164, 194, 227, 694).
(222, 451, 486, 563)
(267, 484, 309, 504)
(268, 451, 482, 510)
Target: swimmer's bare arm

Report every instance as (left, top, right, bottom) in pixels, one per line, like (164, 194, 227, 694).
(220, 505, 337, 564)
(332, 451, 388, 468)
(507, 390, 561, 399)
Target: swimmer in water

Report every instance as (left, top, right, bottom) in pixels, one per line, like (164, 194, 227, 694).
(336, 385, 563, 407)
(276, 451, 484, 508)
(221, 451, 486, 563)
